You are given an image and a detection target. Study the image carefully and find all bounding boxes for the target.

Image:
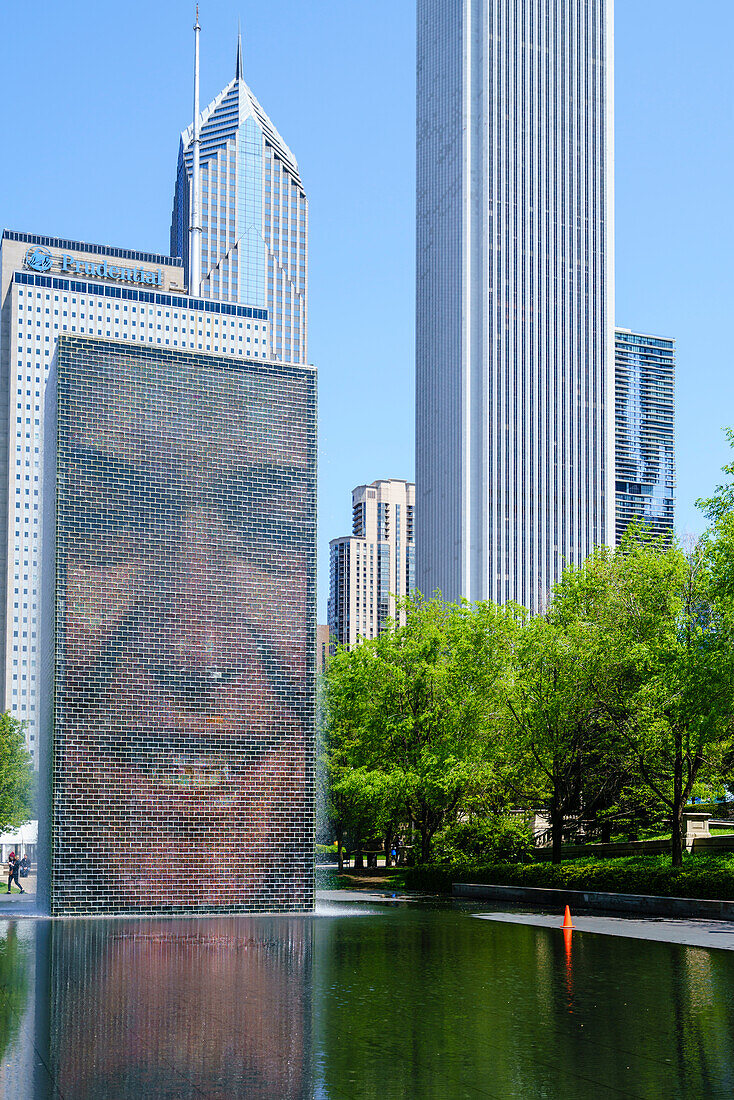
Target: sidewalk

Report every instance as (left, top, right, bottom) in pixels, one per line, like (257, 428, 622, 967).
(475, 910, 734, 951)
(0, 874, 38, 917)
(453, 881, 734, 920)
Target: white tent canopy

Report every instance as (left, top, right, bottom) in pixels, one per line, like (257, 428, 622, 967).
(0, 820, 37, 862)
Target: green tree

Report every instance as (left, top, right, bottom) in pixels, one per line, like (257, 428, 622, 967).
(322, 595, 520, 863)
(0, 712, 33, 833)
(570, 533, 734, 866)
(319, 646, 404, 869)
(501, 607, 626, 863)
(696, 426, 734, 523)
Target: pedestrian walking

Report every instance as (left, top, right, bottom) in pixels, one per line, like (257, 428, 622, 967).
(6, 851, 24, 895)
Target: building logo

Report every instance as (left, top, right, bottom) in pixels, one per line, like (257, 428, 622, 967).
(21, 246, 163, 287)
(24, 246, 53, 273)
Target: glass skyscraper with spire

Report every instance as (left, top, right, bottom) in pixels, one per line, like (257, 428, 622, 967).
(171, 37, 308, 364)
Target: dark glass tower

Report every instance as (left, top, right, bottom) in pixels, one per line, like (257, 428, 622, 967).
(615, 328, 675, 542)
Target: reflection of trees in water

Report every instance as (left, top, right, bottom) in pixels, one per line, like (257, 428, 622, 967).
(313, 911, 734, 1098)
(0, 922, 29, 1064)
(670, 943, 734, 1094)
(12, 912, 734, 1097)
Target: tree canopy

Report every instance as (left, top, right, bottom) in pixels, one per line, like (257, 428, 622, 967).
(0, 712, 33, 834)
(320, 433, 734, 869)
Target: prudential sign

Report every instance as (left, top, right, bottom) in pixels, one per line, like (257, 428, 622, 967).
(24, 247, 163, 286)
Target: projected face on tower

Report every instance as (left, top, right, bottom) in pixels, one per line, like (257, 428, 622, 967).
(51, 340, 315, 912)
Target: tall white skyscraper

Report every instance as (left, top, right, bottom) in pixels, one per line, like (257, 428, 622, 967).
(416, 1, 615, 610)
(171, 35, 308, 364)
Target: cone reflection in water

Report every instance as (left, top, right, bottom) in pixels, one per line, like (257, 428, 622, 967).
(563, 925, 574, 1007)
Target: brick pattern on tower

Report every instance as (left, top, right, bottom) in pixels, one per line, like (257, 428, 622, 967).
(42, 337, 316, 915)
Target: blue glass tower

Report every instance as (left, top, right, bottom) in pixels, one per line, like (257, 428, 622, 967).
(615, 328, 675, 542)
(171, 36, 308, 364)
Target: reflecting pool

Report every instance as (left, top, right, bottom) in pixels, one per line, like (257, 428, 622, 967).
(0, 900, 733, 1098)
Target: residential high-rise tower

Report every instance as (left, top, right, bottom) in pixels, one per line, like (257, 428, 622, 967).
(171, 35, 308, 364)
(615, 328, 675, 543)
(416, 1, 615, 610)
(328, 479, 415, 649)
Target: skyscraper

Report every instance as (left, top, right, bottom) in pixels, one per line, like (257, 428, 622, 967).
(416, 1, 615, 610)
(171, 35, 308, 365)
(615, 328, 675, 543)
(0, 231, 197, 760)
(328, 479, 415, 649)
(0, 232, 270, 762)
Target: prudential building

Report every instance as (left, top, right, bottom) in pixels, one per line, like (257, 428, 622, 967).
(416, 0, 615, 611)
(0, 232, 270, 762)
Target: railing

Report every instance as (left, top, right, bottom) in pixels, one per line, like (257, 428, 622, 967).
(534, 814, 626, 849)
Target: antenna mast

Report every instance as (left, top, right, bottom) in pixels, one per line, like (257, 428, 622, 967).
(189, 4, 202, 296)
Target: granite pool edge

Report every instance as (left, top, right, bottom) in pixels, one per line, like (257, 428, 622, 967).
(453, 882, 734, 920)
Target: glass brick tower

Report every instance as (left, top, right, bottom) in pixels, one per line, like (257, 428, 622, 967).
(40, 337, 316, 915)
(416, 0, 615, 611)
(615, 328, 675, 543)
(170, 36, 308, 364)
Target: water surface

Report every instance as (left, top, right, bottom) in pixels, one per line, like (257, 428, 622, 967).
(0, 899, 732, 1098)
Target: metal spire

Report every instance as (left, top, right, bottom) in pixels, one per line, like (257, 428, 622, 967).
(236, 19, 244, 80)
(189, 3, 202, 297)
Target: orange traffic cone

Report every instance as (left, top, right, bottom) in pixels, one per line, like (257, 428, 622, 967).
(562, 905, 573, 930)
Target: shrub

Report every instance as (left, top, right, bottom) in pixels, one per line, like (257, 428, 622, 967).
(432, 817, 534, 866)
(400, 852, 734, 900)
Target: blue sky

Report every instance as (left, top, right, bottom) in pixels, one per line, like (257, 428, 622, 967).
(1, 1, 732, 618)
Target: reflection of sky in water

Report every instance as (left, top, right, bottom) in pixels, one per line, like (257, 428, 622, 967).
(1, 906, 734, 1098)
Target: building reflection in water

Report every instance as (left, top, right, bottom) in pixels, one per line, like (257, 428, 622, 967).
(1, 913, 734, 1098)
(22, 917, 312, 1099)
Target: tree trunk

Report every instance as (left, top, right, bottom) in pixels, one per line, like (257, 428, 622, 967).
(337, 828, 344, 873)
(551, 797, 564, 865)
(420, 824, 431, 864)
(671, 807, 684, 867)
(671, 733, 684, 868)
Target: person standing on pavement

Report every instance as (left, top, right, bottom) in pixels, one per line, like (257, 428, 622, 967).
(6, 851, 24, 894)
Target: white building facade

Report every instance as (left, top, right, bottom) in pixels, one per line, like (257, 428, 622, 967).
(328, 479, 415, 649)
(416, 0, 615, 610)
(170, 38, 308, 365)
(0, 230, 269, 760)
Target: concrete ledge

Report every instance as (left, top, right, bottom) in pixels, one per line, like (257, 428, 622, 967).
(453, 882, 734, 921)
(533, 834, 734, 861)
